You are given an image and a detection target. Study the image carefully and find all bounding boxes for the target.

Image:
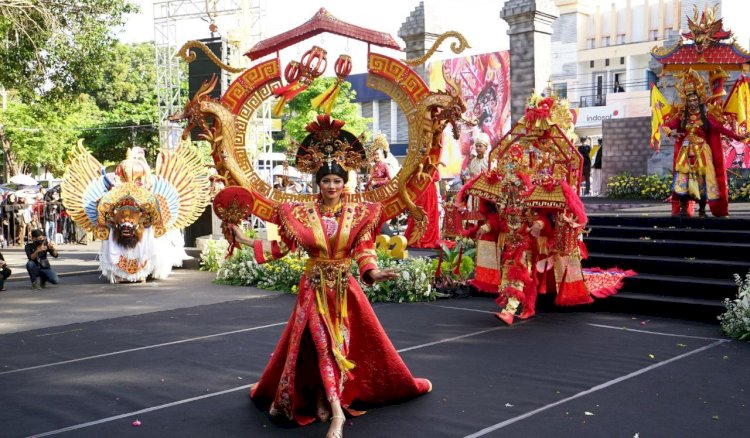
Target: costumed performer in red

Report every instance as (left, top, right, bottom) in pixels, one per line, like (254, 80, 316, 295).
(663, 69, 750, 217)
(227, 115, 431, 438)
(405, 167, 443, 249)
(457, 190, 502, 294)
(365, 146, 392, 190)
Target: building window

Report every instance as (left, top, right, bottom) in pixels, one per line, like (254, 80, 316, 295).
(620, 57, 625, 65)
(602, 36, 611, 46)
(587, 38, 595, 49)
(605, 59, 610, 66)
(650, 29, 658, 40)
(590, 60, 595, 68)
(617, 34, 625, 45)
(553, 83, 568, 100)
(665, 27, 675, 38)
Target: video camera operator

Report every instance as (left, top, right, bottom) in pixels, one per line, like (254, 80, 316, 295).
(25, 229, 59, 290)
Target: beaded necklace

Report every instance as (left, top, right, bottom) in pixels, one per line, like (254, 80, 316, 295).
(319, 199, 343, 237)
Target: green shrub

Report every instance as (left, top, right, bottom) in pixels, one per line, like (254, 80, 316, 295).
(605, 172, 671, 200)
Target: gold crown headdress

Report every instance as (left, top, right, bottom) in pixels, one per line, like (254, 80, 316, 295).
(370, 134, 390, 154)
(294, 114, 367, 174)
(675, 69, 708, 103)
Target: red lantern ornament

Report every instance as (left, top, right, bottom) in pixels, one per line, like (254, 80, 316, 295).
(311, 54, 352, 114)
(272, 46, 329, 116)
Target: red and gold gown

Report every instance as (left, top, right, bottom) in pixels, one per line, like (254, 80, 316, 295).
(249, 200, 431, 425)
(405, 170, 441, 249)
(664, 111, 746, 217)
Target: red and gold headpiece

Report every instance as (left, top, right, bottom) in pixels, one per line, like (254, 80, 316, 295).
(293, 114, 367, 175)
(675, 68, 708, 103)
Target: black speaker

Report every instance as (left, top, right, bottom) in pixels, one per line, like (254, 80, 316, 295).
(183, 205, 214, 247)
(188, 37, 227, 141)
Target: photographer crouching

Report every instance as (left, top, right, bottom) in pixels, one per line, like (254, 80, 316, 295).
(25, 229, 59, 290)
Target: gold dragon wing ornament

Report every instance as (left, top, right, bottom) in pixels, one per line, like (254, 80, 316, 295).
(61, 140, 112, 240)
(152, 144, 212, 232)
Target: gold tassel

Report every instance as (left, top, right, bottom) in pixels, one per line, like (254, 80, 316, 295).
(311, 80, 342, 114)
(272, 97, 287, 117)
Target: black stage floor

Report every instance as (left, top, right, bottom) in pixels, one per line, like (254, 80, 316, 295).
(1, 292, 749, 437)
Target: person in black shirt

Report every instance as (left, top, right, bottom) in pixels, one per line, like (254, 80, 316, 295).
(591, 138, 603, 196)
(0, 252, 11, 291)
(578, 137, 592, 196)
(25, 229, 59, 290)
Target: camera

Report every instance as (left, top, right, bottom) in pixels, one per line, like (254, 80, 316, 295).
(35, 239, 47, 246)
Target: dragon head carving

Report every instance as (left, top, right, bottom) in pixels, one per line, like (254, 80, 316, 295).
(436, 71, 474, 140)
(168, 75, 219, 140)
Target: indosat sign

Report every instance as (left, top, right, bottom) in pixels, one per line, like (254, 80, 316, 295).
(573, 105, 625, 127)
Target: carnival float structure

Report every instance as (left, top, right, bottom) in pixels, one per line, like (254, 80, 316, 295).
(170, 8, 474, 245)
(651, 4, 750, 217)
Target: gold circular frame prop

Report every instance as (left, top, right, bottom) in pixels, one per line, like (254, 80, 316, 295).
(203, 52, 459, 224)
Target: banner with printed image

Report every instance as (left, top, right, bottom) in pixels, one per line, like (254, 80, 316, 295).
(427, 51, 511, 178)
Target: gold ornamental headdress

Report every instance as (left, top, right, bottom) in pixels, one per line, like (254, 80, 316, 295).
(370, 133, 390, 154)
(675, 69, 708, 103)
(294, 114, 367, 176)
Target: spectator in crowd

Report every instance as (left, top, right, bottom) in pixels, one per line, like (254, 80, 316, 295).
(0, 251, 10, 291)
(578, 137, 592, 196)
(591, 138, 604, 196)
(44, 190, 62, 242)
(25, 229, 59, 290)
(16, 198, 31, 246)
(3, 193, 20, 246)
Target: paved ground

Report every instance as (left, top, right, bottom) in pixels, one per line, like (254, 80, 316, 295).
(1, 273, 748, 438)
(0, 204, 748, 437)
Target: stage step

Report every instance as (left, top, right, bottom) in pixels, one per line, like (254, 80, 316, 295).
(587, 225, 750, 243)
(582, 215, 750, 321)
(590, 292, 726, 322)
(588, 215, 750, 230)
(584, 237, 750, 261)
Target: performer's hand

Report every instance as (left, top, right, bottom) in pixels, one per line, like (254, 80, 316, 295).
(478, 224, 491, 236)
(529, 221, 543, 238)
(369, 269, 399, 283)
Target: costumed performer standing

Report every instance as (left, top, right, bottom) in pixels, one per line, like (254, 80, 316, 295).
(662, 69, 750, 217)
(405, 166, 443, 249)
(225, 115, 431, 438)
(61, 142, 210, 283)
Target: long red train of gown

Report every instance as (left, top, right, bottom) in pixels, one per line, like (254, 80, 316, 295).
(249, 201, 430, 425)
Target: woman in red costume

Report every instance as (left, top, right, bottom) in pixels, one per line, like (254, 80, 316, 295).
(228, 116, 431, 438)
(366, 148, 392, 190)
(405, 168, 442, 248)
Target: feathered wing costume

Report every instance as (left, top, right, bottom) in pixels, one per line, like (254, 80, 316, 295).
(61, 142, 210, 282)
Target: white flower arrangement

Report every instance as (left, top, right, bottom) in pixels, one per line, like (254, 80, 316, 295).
(199, 239, 229, 272)
(718, 270, 750, 341)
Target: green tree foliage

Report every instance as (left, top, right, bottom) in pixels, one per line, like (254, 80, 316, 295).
(279, 77, 371, 154)
(0, 95, 102, 176)
(80, 42, 159, 163)
(0, 0, 136, 100)
(1, 41, 161, 178)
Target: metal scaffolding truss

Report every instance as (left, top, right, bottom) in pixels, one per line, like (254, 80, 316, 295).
(154, 0, 273, 233)
(154, 0, 265, 149)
